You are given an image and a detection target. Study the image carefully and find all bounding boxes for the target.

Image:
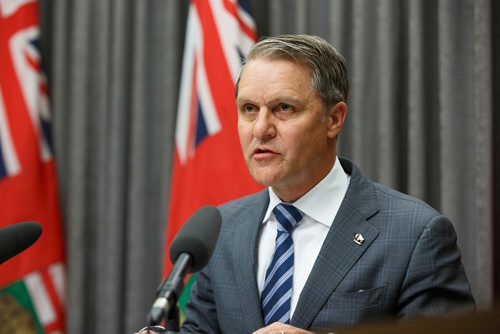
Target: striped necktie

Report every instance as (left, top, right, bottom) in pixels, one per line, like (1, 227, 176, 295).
(261, 203, 305, 325)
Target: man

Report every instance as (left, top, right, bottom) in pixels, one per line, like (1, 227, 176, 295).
(142, 34, 475, 334)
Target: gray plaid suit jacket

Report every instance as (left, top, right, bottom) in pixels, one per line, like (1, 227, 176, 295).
(181, 158, 475, 333)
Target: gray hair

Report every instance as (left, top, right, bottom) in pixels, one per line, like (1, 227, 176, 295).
(235, 34, 349, 107)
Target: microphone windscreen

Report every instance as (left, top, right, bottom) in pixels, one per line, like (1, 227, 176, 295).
(169, 206, 222, 273)
(0, 222, 43, 264)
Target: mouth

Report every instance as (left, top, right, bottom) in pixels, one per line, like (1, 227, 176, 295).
(252, 147, 278, 160)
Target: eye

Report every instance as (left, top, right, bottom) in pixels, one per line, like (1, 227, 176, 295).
(241, 104, 257, 113)
(278, 103, 292, 112)
(273, 103, 296, 116)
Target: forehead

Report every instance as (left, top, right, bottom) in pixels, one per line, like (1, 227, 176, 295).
(237, 58, 312, 99)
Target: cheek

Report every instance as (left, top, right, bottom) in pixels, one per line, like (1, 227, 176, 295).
(280, 128, 308, 150)
(237, 123, 251, 149)
(285, 128, 325, 160)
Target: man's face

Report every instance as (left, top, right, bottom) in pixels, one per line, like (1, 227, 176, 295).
(236, 58, 344, 202)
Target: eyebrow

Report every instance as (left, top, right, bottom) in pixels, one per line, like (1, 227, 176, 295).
(236, 96, 303, 106)
(235, 96, 253, 105)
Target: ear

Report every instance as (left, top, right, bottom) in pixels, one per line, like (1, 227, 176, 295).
(325, 101, 347, 139)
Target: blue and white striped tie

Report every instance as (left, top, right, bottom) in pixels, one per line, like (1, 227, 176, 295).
(261, 203, 304, 325)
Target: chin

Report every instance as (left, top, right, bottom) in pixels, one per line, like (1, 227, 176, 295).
(252, 178, 273, 187)
(248, 165, 284, 187)
(249, 172, 273, 187)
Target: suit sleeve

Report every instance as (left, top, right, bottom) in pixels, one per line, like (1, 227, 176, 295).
(180, 267, 221, 334)
(397, 214, 475, 317)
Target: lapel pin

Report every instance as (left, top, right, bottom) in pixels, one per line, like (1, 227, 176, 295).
(353, 233, 365, 245)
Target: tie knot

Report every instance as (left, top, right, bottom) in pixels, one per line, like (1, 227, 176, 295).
(273, 203, 304, 233)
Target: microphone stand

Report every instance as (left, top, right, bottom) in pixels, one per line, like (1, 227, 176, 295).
(165, 304, 180, 333)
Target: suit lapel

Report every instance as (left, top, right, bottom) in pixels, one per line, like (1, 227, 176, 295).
(292, 159, 380, 329)
(232, 191, 269, 332)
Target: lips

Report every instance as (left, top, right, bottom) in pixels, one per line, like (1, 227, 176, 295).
(252, 147, 278, 160)
(253, 146, 275, 154)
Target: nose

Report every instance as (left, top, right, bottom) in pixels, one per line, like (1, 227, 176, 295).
(253, 108, 276, 139)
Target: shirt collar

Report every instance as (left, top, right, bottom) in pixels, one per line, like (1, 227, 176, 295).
(263, 156, 350, 227)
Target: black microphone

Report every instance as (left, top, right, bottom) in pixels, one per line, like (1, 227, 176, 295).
(148, 205, 222, 326)
(0, 222, 43, 264)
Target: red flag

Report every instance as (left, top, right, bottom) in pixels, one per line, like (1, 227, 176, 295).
(0, 1, 66, 333)
(165, 0, 261, 275)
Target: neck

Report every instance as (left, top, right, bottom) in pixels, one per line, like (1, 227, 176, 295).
(273, 157, 336, 203)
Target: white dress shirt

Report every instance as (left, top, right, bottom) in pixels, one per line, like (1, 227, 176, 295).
(256, 156, 350, 318)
